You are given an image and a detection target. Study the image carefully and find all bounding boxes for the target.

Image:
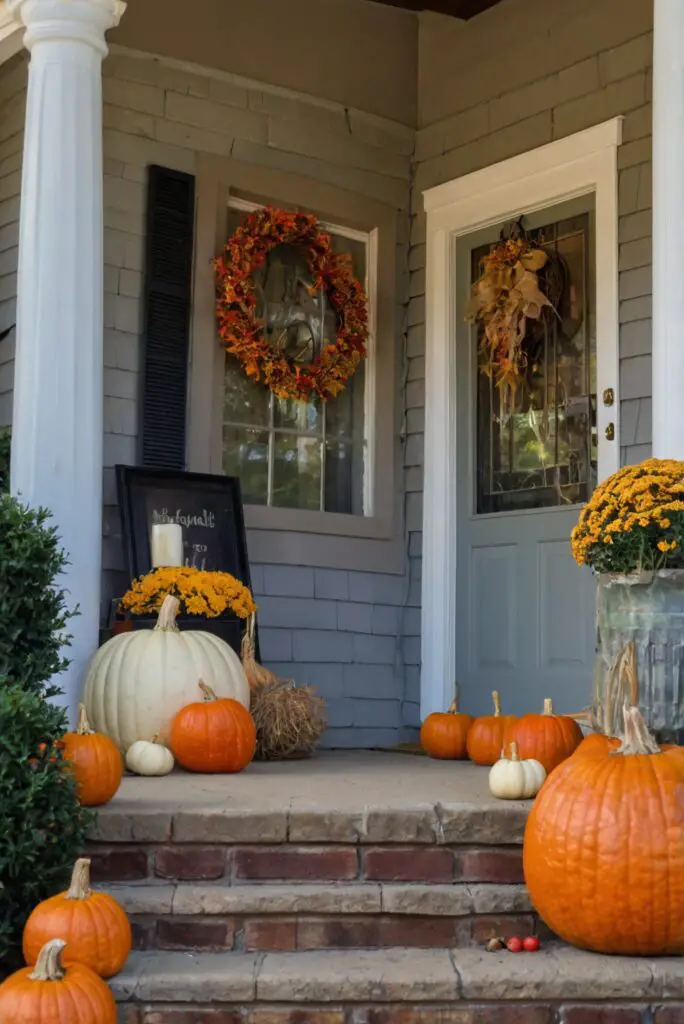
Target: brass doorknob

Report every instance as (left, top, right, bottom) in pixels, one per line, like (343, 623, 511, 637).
(605, 422, 615, 441)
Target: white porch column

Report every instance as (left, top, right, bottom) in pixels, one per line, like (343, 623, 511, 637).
(8, 0, 124, 721)
(652, 0, 684, 459)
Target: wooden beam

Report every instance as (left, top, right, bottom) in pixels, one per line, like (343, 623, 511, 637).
(372, 0, 504, 18)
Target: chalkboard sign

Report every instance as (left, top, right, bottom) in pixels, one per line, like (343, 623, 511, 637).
(116, 466, 258, 656)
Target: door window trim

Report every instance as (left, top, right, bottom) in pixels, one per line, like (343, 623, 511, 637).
(419, 118, 623, 720)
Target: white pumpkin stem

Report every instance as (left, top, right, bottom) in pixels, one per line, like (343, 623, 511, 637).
(616, 704, 660, 756)
(198, 680, 217, 702)
(492, 690, 501, 717)
(151, 734, 160, 745)
(76, 703, 94, 736)
(508, 741, 519, 762)
(543, 698, 553, 716)
(155, 594, 180, 632)
(66, 857, 92, 900)
(29, 939, 67, 982)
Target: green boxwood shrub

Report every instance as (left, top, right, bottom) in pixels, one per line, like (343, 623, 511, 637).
(0, 494, 75, 696)
(0, 683, 93, 972)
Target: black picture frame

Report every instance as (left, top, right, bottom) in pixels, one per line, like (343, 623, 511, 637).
(115, 465, 259, 659)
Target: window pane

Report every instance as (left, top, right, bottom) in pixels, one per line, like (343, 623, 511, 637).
(475, 211, 596, 514)
(325, 441, 364, 515)
(222, 425, 269, 505)
(326, 363, 366, 440)
(274, 395, 322, 433)
(272, 434, 322, 510)
(224, 355, 270, 426)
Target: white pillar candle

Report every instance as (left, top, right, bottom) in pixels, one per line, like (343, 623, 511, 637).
(151, 524, 184, 568)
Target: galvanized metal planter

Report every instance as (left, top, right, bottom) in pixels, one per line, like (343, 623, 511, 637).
(593, 570, 684, 743)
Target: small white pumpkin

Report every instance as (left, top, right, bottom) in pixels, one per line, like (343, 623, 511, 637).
(83, 594, 250, 753)
(125, 736, 175, 776)
(488, 742, 546, 800)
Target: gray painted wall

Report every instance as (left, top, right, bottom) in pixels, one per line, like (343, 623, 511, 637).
(0, 0, 657, 745)
(97, 50, 414, 748)
(402, 0, 655, 728)
(0, 53, 25, 429)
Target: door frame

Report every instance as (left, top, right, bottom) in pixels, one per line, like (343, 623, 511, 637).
(419, 118, 623, 720)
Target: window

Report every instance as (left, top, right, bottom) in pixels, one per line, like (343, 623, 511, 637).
(221, 200, 372, 516)
(474, 208, 597, 515)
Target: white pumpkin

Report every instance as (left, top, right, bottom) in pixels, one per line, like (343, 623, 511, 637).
(83, 595, 250, 753)
(488, 742, 546, 800)
(125, 737, 175, 776)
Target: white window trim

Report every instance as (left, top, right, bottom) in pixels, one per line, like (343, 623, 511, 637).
(419, 118, 623, 720)
(224, 194, 378, 518)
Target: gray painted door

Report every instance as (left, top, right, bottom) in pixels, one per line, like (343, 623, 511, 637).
(456, 200, 598, 717)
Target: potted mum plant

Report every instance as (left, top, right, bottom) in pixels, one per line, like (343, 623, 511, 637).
(572, 458, 684, 743)
(119, 565, 257, 657)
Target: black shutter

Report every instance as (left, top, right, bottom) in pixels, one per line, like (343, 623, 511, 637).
(141, 165, 196, 469)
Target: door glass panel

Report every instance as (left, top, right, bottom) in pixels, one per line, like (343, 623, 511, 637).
(475, 212, 597, 514)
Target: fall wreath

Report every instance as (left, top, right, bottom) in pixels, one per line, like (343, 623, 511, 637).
(465, 224, 560, 403)
(214, 206, 369, 402)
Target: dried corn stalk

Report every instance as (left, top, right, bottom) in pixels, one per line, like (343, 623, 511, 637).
(466, 237, 555, 406)
(241, 614, 279, 688)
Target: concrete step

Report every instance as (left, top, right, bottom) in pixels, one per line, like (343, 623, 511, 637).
(103, 881, 535, 951)
(113, 944, 684, 1022)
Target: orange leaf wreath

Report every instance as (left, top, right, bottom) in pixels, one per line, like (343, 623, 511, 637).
(214, 206, 369, 402)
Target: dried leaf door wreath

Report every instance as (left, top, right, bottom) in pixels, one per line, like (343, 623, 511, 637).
(214, 206, 369, 402)
(465, 224, 556, 401)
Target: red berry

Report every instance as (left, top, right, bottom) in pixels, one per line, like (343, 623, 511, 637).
(506, 937, 524, 953)
(523, 936, 541, 952)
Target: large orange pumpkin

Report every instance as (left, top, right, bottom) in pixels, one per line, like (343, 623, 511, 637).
(509, 697, 582, 774)
(170, 681, 256, 773)
(524, 705, 684, 956)
(421, 698, 472, 759)
(0, 939, 116, 1023)
(62, 704, 123, 806)
(23, 857, 131, 978)
(466, 691, 517, 766)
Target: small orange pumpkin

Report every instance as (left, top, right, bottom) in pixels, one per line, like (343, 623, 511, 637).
(524, 705, 684, 955)
(23, 858, 131, 978)
(509, 697, 583, 774)
(0, 939, 116, 1023)
(170, 680, 256, 773)
(466, 690, 517, 766)
(421, 697, 472, 759)
(62, 704, 123, 806)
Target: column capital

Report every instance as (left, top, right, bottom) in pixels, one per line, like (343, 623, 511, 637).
(8, 0, 125, 54)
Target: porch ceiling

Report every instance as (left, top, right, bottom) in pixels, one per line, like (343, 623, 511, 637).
(371, 0, 504, 18)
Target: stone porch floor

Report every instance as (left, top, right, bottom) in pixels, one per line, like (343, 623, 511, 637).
(97, 749, 527, 845)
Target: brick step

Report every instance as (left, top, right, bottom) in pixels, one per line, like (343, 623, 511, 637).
(89, 843, 525, 886)
(103, 881, 536, 951)
(113, 944, 684, 1023)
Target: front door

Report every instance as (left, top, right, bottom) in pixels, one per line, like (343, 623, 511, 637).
(456, 198, 601, 716)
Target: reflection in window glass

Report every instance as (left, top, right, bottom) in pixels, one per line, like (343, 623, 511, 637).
(221, 203, 368, 515)
(475, 211, 597, 515)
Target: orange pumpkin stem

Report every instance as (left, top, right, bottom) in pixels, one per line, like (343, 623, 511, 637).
(447, 699, 459, 714)
(66, 857, 92, 901)
(616, 704, 660, 756)
(155, 594, 180, 632)
(492, 691, 501, 717)
(29, 939, 67, 982)
(198, 680, 218, 702)
(76, 704, 94, 736)
(543, 698, 554, 716)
